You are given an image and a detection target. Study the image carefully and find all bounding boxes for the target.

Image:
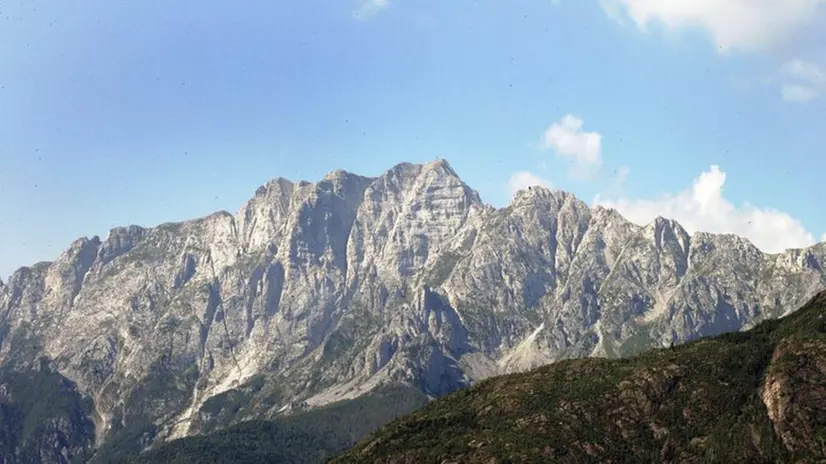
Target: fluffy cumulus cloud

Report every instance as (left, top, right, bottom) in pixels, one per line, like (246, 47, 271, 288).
(595, 1, 826, 102)
(600, 0, 826, 53)
(541, 115, 603, 179)
(505, 114, 604, 197)
(594, 165, 820, 253)
(506, 171, 553, 197)
(352, 0, 389, 20)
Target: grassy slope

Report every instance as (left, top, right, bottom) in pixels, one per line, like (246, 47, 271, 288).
(333, 292, 826, 464)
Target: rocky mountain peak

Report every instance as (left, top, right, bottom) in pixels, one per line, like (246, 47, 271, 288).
(98, 225, 146, 265)
(509, 186, 587, 218)
(590, 205, 634, 230)
(423, 158, 458, 176)
(322, 168, 371, 183)
(644, 216, 690, 255)
(254, 177, 295, 197)
(1, 158, 825, 462)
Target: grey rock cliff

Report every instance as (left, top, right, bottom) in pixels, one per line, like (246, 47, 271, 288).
(1, 159, 824, 459)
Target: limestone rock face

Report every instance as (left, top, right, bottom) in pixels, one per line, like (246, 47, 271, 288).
(1, 159, 824, 458)
(333, 291, 826, 464)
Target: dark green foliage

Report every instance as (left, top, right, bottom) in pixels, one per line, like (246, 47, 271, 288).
(128, 420, 329, 464)
(91, 359, 200, 462)
(322, 303, 380, 362)
(618, 326, 655, 357)
(91, 414, 157, 464)
(334, 291, 826, 464)
(0, 359, 96, 463)
(199, 376, 267, 418)
(121, 384, 429, 464)
(193, 374, 284, 435)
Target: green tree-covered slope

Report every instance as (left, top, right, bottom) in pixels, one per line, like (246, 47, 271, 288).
(334, 292, 826, 464)
(122, 384, 428, 464)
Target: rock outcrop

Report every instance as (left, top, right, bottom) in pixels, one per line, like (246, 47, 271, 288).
(0, 159, 824, 460)
(334, 291, 826, 464)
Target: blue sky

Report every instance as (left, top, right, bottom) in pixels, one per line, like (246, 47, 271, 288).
(1, 0, 825, 280)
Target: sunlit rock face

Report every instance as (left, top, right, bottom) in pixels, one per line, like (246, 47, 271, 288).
(1, 159, 824, 459)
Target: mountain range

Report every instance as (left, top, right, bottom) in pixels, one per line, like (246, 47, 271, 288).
(334, 290, 826, 463)
(1, 159, 824, 462)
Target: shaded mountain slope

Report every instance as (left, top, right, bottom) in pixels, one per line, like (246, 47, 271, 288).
(121, 385, 428, 464)
(0, 358, 96, 464)
(334, 291, 826, 464)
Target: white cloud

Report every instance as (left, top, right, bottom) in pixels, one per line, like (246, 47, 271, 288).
(778, 58, 825, 102)
(735, 60, 826, 103)
(594, 165, 821, 253)
(506, 171, 553, 197)
(781, 84, 820, 102)
(597, 3, 826, 102)
(352, 0, 389, 20)
(541, 115, 603, 180)
(600, 0, 826, 53)
(782, 59, 826, 84)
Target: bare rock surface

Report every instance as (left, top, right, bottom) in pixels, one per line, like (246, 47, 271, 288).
(1, 159, 824, 459)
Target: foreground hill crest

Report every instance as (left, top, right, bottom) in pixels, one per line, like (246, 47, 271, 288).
(334, 290, 826, 463)
(0, 158, 825, 461)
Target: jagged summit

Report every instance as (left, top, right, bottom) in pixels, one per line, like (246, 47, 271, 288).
(649, 215, 681, 229)
(322, 168, 374, 182)
(385, 158, 456, 175)
(253, 176, 295, 197)
(511, 184, 575, 205)
(1, 158, 825, 461)
(424, 157, 457, 175)
(5, 159, 823, 283)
